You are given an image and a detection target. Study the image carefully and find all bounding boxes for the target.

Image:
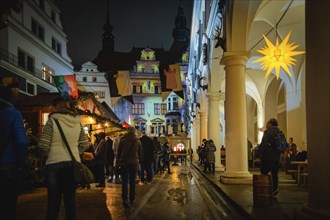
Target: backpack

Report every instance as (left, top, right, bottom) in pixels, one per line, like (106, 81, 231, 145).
(274, 130, 287, 153)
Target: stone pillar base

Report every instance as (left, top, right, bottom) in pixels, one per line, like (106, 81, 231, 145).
(295, 204, 330, 220)
(215, 164, 225, 172)
(220, 172, 252, 184)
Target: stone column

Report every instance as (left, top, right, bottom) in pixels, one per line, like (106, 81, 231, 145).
(192, 115, 200, 161)
(295, 1, 330, 219)
(220, 52, 252, 184)
(199, 110, 208, 141)
(207, 92, 225, 171)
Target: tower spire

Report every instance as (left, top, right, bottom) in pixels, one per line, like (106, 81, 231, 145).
(169, 5, 190, 52)
(102, 0, 115, 52)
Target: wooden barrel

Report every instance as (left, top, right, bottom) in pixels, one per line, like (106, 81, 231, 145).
(253, 174, 273, 207)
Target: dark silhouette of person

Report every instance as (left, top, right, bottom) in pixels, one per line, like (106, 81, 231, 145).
(139, 133, 155, 184)
(258, 118, 283, 197)
(0, 76, 28, 220)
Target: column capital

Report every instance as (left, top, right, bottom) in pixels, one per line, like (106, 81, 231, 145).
(206, 92, 222, 101)
(220, 51, 250, 66)
(198, 111, 208, 117)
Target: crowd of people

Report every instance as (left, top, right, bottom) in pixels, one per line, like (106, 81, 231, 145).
(1, 75, 309, 218)
(196, 138, 217, 174)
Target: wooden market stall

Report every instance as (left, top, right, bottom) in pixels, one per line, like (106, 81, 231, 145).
(15, 91, 124, 138)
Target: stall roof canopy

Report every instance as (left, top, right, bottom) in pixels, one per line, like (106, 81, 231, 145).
(15, 92, 121, 125)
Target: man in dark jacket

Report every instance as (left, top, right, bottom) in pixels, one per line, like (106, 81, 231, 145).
(139, 133, 155, 184)
(258, 118, 283, 196)
(117, 127, 142, 208)
(0, 76, 28, 219)
(94, 132, 107, 187)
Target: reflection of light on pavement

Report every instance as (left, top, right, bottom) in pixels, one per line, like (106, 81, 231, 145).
(167, 187, 187, 204)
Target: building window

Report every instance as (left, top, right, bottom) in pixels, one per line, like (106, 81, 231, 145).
(133, 85, 137, 93)
(92, 77, 97, 82)
(41, 65, 54, 83)
(51, 10, 56, 22)
(26, 81, 36, 95)
(94, 91, 105, 99)
(39, 0, 45, 10)
(154, 103, 160, 115)
(173, 97, 178, 110)
(51, 37, 62, 55)
(161, 103, 167, 115)
(18, 49, 35, 73)
(82, 77, 87, 82)
(154, 85, 159, 94)
(31, 18, 45, 41)
(132, 103, 145, 115)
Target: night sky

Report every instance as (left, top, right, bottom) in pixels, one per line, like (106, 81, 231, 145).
(57, 0, 193, 67)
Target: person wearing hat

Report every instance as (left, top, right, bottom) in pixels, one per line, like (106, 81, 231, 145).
(0, 76, 28, 219)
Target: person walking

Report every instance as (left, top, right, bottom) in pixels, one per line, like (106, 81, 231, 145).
(38, 97, 89, 220)
(117, 127, 142, 208)
(139, 132, 155, 184)
(162, 142, 172, 174)
(105, 136, 114, 182)
(94, 132, 107, 187)
(205, 139, 216, 174)
(0, 76, 28, 220)
(258, 118, 284, 197)
(152, 137, 162, 175)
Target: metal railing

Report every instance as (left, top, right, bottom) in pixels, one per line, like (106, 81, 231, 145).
(0, 48, 54, 85)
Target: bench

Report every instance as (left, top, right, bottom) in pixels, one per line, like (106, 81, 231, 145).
(286, 169, 298, 182)
(300, 172, 308, 186)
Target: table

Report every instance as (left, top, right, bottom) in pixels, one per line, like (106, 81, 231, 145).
(290, 160, 308, 185)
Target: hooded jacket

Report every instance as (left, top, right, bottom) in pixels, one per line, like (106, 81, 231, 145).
(38, 111, 88, 165)
(0, 98, 28, 167)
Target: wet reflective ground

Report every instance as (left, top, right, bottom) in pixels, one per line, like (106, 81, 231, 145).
(16, 163, 239, 220)
(105, 163, 233, 220)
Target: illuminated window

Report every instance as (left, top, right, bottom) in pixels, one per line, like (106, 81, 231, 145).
(41, 64, 54, 83)
(132, 103, 145, 115)
(94, 91, 105, 99)
(154, 103, 160, 115)
(161, 103, 166, 115)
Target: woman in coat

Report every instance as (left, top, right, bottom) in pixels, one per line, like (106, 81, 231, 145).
(38, 97, 88, 220)
(205, 139, 216, 174)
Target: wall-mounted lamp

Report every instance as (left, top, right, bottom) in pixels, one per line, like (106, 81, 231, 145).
(198, 76, 208, 91)
(190, 111, 196, 118)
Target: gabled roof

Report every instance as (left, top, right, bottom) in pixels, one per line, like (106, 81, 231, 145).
(150, 117, 165, 123)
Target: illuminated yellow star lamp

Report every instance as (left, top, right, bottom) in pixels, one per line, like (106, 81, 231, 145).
(253, 31, 305, 79)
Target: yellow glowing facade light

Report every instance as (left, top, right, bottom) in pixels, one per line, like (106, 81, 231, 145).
(253, 31, 305, 79)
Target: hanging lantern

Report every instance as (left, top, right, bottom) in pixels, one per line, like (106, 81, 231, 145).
(253, 31, 305, 80)
(122, 121, 129, 129)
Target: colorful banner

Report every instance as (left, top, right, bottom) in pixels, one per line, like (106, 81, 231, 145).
(53, 74, 79, 100)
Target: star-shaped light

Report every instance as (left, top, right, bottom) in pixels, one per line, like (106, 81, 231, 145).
(253, 31, 305, 79)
